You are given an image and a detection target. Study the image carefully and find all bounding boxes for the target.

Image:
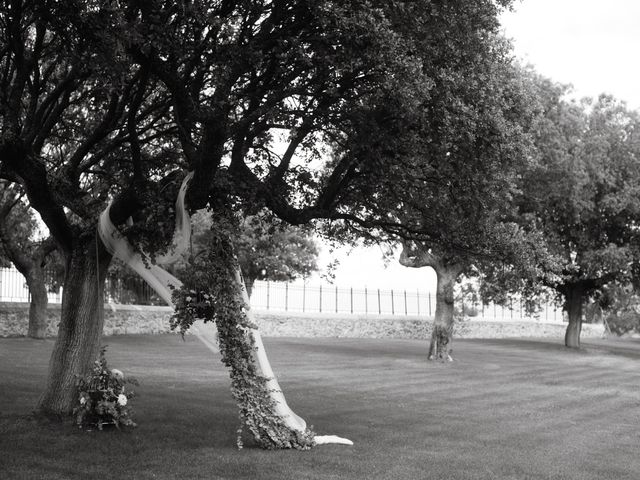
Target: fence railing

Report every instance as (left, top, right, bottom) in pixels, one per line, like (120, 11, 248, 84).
(0, 267, 164, 306)
(0, 267, 564, 322)
(249, 280, 563, 322)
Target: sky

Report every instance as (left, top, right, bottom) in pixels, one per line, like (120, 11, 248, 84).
(501, 0, 640, 109)
(313, 0, 640, 291)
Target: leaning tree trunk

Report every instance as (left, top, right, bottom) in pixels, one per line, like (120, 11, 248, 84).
(37, 234, 111, 415)
(564, 284, 584, 349)
(25, 268, 49, 339)
(428, 265, 460, 360)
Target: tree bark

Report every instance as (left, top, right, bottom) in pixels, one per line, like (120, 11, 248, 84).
(25, 268, 49, 339)
(429, 263, 462, 360)
(564, 283, 584, 349)
(399, 242, 465, 361)
(37, 233, 111, 415)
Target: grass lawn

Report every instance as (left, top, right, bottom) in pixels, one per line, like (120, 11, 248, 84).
(1, 334, 640, 480)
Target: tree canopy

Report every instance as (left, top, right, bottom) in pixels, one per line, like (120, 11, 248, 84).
(486, 74, 640, 347)
(0, 0, 523, 438)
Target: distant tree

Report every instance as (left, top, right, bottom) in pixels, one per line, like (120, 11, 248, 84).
(336, 31, 542, 359)
(492, 77, 640, 348)
(232, 215, 319, 298)
(0, 182, 56, 338)
(189, 211, 319, 297)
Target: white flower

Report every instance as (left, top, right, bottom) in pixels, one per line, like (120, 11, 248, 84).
(80, 396, 86, 405)
(117, 394, 128, 406)
(111, 368, 124, 380)
(185, 296, 192, 302)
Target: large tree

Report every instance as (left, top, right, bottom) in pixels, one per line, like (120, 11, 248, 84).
(516, 83, 640, 348)
(480, 75, 640, 348)
(328, 30, 540, 358)
(0, 1, 519, 440)
(0, 1, 180, 414)
(395, 42, 542, 359)
(0, 0, 426, 416)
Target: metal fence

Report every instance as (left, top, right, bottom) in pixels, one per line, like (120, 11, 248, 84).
(0, 266, 564, 322)
(249, 280, 563, 322)
(0, 267, 163, 306)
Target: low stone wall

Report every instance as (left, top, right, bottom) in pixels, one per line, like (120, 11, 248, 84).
(255, 311, 605, 339)
(0, 303, 604, 340)
(0, 302, 173, 338)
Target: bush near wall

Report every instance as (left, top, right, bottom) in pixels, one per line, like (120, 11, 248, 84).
(606, 311, 640, 335)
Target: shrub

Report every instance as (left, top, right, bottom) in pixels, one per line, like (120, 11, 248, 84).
(73, 346, 138, 430)
(606, 311, 640, 336)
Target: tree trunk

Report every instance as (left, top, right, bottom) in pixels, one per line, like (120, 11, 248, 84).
(428, 264, 461, 361)
(25, 268, 49, 339)
(564, 283, 584, 349)
(37, 234, 111, 416)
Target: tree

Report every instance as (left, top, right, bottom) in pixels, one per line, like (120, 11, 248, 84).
(0, 0, 428, 417)
(0, 182, 56, 338)
(190, 211, 318, 297)
(0, 1, 518, 436)
(500, 76, 640, 348)
(331, 30, 539, 357)
(0, 1, 180, 414)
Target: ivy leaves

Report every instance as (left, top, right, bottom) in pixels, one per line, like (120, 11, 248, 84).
(170, 213, 314, 449)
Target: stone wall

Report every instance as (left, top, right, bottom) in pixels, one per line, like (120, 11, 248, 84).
(0, 303, 604, 339)
(0, 302, 173, 338)
(255, 311, 605, 339)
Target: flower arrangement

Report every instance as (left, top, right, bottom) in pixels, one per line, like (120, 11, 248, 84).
(73, 346, 139, 430)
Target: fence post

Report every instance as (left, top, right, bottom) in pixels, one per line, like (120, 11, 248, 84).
(510, 298, 513, 319)
(417, 290, 420, 315)
(285, 283, 289, 311)
(428, 292, 432, 316)
(303, 283, 306, 312)
(391, 289, 395, 315)
(350, 287, 353, 314)
(335, 286, 338, 313)
(365, 287, 368, 314)
(404, 290, 408, 315)
(319, 284, 323, 313)
(377, 289, 381, 314)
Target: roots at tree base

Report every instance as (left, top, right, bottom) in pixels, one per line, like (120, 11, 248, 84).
(428, 325, 453, 361)
(98, 173, 352, 448)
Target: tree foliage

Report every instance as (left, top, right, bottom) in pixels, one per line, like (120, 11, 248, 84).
(190, 211, 318, 296)
(0, 0, 522, 420)
(485, 73, 640, 346)
(170, 210, 315, 449)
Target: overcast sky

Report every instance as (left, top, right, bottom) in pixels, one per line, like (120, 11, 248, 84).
(319, 0, 640, 291)
(501, 0, 640, 108)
